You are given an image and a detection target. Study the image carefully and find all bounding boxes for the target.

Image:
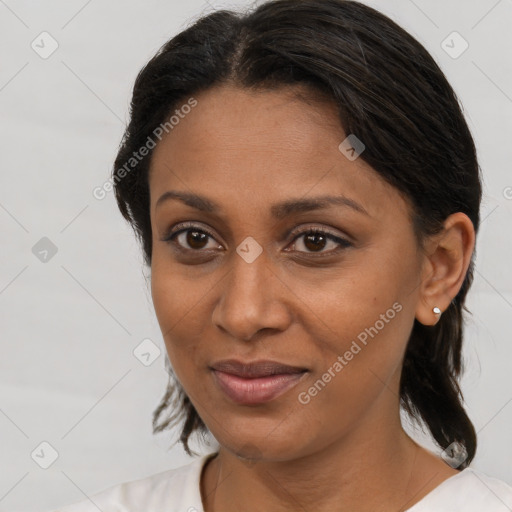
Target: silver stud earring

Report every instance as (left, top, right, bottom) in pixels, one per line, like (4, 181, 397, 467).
(433, 306, 441, 315)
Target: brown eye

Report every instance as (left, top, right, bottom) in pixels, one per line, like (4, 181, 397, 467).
(289, 228, 352, 255)
(162, 223, 352, 256)
(163, 223, 221, 252)
(171, 229, 219, 251)
(182, 229, 209, 250)
(303, 232, 329, 252)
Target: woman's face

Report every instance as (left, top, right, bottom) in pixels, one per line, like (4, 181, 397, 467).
(149, 84, 427, 461)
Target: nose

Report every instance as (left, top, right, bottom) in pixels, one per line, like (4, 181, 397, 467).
(211, 245, 292, 342)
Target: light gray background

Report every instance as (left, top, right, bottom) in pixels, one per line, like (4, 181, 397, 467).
(0, 0, 511, 510)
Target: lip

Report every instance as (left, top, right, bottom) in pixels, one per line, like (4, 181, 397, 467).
(210, 359, 308, 405)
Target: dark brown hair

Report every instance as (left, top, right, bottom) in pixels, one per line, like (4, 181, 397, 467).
(112, 0, 481, 467)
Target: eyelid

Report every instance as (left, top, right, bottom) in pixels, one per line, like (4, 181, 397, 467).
(164, 222, 347, 243)
(287, 223, 351, 243)
(162, 221, 218, 242)
(163, 221, 353, 255)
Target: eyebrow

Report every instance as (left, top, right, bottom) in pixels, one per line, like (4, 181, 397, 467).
(155, 190, 370, 218)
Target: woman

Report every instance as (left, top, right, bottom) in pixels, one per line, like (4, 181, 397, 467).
(53, 0, 512, 510)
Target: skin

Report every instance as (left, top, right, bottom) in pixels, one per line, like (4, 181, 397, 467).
(148, 83, 475, 512)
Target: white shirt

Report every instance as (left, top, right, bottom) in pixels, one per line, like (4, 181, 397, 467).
(51, 452, 512, 511)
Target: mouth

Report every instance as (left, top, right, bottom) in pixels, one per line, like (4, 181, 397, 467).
(210, 359, 309, 405)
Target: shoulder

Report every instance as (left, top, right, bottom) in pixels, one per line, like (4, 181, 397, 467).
(408, 467, 512, 511)
(48, 452, 217, 512)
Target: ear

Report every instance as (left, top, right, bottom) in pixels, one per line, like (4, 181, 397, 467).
(415, 212, 476, 326)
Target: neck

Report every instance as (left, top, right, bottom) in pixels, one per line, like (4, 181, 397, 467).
(201, 384, 458, 512)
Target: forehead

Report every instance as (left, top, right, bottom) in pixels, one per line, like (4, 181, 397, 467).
(148, 84, 410, 222)
(150, 83, 342, 167)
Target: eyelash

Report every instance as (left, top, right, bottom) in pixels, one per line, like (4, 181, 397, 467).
(162, 222, 352, 256)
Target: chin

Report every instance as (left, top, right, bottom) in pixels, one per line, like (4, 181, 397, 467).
(209, 415, 317, 463)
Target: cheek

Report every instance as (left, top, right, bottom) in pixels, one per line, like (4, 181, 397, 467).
(150, 258, 203, 365)
(293, 305, 410, 444)
(150, 253, 229, 397)
(292, 249, 415, 409)
(295, 259, 407, 353)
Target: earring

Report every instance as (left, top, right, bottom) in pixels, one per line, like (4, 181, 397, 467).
(433, 306, 441, 315)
